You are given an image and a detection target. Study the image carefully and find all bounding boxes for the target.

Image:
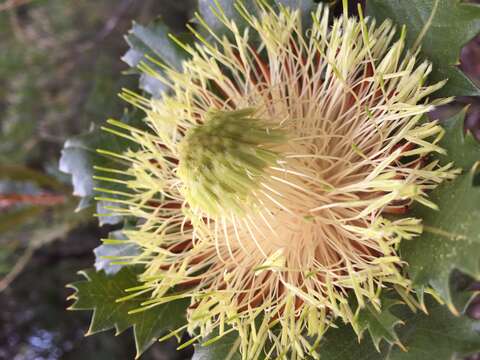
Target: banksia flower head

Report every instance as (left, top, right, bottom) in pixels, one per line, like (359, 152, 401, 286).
(100, 1, 458, 358)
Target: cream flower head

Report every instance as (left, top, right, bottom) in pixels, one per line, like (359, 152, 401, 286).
(99, 1, 457, 358)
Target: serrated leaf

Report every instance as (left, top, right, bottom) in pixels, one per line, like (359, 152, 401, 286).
(400, 110, 480, 309)
(402, 168, 480, 309)
(367, 0, 480, 97)
(59, 127, 124, 224)
(191, 294, 480, 360)
(357, 300, 403, 351)
(388, 298, 480, 360)
(67, 267, 189, 358)
(319, 296, 480, 360)
(94, 230, 141, 275)
(440, 108, 480, 170)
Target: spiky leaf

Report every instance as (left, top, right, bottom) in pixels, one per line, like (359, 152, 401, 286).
(440, 108, 480, 170)
(401, 110, 480, 308)
(367, 0, 480, 97)
(356, 300, 403, 351)
(67, 267, 189, 358)
(318, 296, 480, 360)
(388, 298, 480, 360)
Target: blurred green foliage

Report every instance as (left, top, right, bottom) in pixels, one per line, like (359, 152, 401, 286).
(0, 0, 137, 166)
(0, 1, 195, 358)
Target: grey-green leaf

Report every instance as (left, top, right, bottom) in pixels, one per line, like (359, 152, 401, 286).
(122, 20, 187, 97)
(94, 230, 141, 275)
(59, 110, 141, 223)
(197, 0, 315, 39)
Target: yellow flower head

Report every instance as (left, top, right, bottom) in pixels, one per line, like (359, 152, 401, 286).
(100, 2, 457, 358)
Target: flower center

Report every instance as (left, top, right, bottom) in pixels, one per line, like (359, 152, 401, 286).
(177, 108, 285, 216)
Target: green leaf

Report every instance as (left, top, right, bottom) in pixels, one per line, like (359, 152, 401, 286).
(318, 295, 480, 360)
(197, 0, 315, 39)
(404, 169, 480, 308)
(59, 110, 142, 225)
(440, 108, 480, 170)
(190, 295, 480, 359)
(59, 127, 123, 225)
(318, 323, 387, 360)
(67, 267, 189, 358)
(192, 330, 242, 360)
(197, 0, 257, 37)
(388, 298, 480, 360)
(59, 133, 96, 200)
(400, 110, 480, 309)
(367, 0, 480, 97)
(122, 20, 188, 97)
(357, 299, 403, 351)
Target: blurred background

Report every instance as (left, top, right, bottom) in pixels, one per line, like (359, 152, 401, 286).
(0, 1, 479, 359)
(0, 1, 196, 359)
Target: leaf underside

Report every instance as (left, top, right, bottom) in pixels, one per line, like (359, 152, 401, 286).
(59, 110, 142, 225)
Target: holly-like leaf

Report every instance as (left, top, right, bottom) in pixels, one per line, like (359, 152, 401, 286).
(319, 295, 480, 360)
(401, 110, 480, 309)
(388, 298, 480, 360)
(367, 0, 480, 97)
(122, 20, 188, 97)
(190, 294, 480, 360)
(67, 267, 189, 358)
(440, 108, 480, 170)
(357, 300, 403, 351)
(403, 167, 480, 309)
